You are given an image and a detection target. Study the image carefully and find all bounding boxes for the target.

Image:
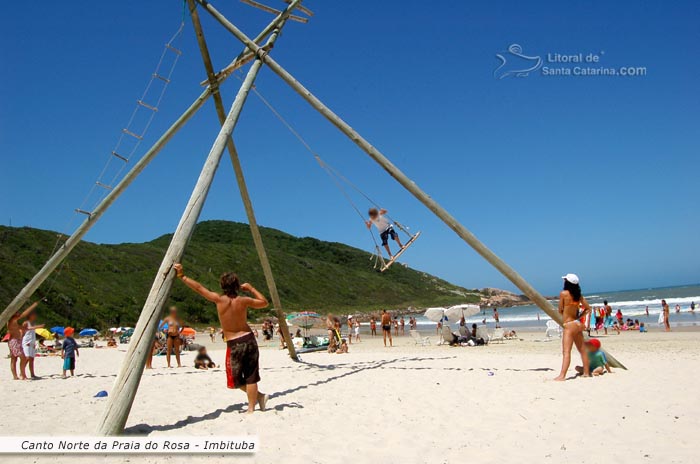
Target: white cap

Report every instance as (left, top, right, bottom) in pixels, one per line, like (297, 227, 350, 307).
(348, 315, 353, 319)
(562, 273, 579, 285)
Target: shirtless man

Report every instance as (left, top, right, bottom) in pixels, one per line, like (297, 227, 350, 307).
(6, 300, 40, 380)
(174, 263, 268, 414)
(554, 274, 592, 381)
(381, 309, 392, 347)
(160, 306, 183, 368)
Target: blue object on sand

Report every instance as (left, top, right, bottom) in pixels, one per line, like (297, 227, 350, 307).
(94, 391, 108, 398)
(50, 326, 65, 336)
(79, 328, 98, 337)
(487, 371, 495, 376)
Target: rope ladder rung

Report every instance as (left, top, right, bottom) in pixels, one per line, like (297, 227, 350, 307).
(137, 100, 158, 112)
(122, 128, 144, 140)
(111, 151, 129, 162)
(165, 44, 182, 55)
(153, 73, 171, 83)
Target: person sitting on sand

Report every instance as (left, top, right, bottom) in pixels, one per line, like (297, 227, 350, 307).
(336, 338, 349, 354)
(173, 263, 269, 414)
(554, 274, 592, 381)
(365, 208, 404, 259)
(107, 337, 117, 347)
(639, 322, 647, 333)
(160, 306, 183, 368)
(7, 300, 41, 380)
(194, 347, 217, 370)
(575, 338, 612, 376)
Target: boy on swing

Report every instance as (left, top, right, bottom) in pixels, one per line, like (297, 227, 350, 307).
(366, 208, 404, 259)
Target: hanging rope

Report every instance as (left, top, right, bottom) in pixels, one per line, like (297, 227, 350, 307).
(249, 84, 412, 247)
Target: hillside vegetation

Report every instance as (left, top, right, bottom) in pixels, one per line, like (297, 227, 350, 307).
(0, 221, 482, 329)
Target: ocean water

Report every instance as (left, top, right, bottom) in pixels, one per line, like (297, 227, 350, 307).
(412, 284, 700, 331)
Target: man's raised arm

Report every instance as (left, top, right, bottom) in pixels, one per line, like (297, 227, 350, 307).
(173, 263, 221, 303)
(240, 283, 269, 309)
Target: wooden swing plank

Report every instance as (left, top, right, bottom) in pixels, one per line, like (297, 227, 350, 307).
(380, 231, 421, 272)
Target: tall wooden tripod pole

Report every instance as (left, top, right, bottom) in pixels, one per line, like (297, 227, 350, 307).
(97, 30, 285, 436)
(187, 0, 299, 360)
(197, 0, 625, 368)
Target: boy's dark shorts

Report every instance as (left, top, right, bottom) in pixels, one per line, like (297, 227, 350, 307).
(225, 332, 260, 389)
(63, 357, 76, 371)
(380, 226, 397, 246)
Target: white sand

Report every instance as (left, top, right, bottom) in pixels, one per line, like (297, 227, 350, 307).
(1, 329, 698, 464)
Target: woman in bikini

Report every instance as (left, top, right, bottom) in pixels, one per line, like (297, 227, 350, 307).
(160, 306, 183, 368)
(554, 273, 592, 381)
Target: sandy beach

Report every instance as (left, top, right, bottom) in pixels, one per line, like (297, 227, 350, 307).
(1, 327, 698, 464)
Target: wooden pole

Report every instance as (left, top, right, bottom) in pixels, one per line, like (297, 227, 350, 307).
(97, 30, 282, 436)
(187, 0, 299, 360)
(0, 1, 305, 330)
(197, 0, 626, 369)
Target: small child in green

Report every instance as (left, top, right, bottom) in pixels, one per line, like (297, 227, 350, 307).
(61, 327, 80, 378)
(575, 338, 612, 376)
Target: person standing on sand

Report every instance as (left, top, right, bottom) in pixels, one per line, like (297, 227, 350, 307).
(160, 306, 183, 368)
(370, 317, 377, 336)
(554, 273, 592, 381)
(347, 316, 353, 345)
(381, 310, 393, 347)
(22, 310, 45, 380)
(6, 300, 41, 380)
(393, 317, 399, 336)
(400, 317, 405, 335)
(603, 301, 613, 336)
(493, 308, 500, 328)
(354, 319, 361, 343)
(173, 263, 269, 414)
(662, 299, 671, 332)
(326, 315, 338, 353)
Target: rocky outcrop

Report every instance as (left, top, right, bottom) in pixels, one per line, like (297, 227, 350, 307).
(479, 288, 531, 308)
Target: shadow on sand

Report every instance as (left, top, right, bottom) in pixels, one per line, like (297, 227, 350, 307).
(123, 354, 553, 434)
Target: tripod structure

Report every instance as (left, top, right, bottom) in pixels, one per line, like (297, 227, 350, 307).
(0, 0, 625, 435)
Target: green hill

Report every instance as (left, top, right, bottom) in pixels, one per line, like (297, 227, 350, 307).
(0, 220, 481, 329)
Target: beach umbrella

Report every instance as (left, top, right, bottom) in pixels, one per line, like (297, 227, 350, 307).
(79, 328, 98, 337)
(109, 327, 121, 333)
(423, 307, 446, 323)
(181, 327, 196, 337)
(445, 304, 481, 322)
(288, 312, 320, 336)
(35, 328, 55, 340)
(50, 326, 65, 336)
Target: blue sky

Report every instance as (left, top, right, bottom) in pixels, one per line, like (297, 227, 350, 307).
(1, 1, 698, 295)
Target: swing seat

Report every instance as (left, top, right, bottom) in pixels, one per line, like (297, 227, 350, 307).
(380, 231, 421, 272)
